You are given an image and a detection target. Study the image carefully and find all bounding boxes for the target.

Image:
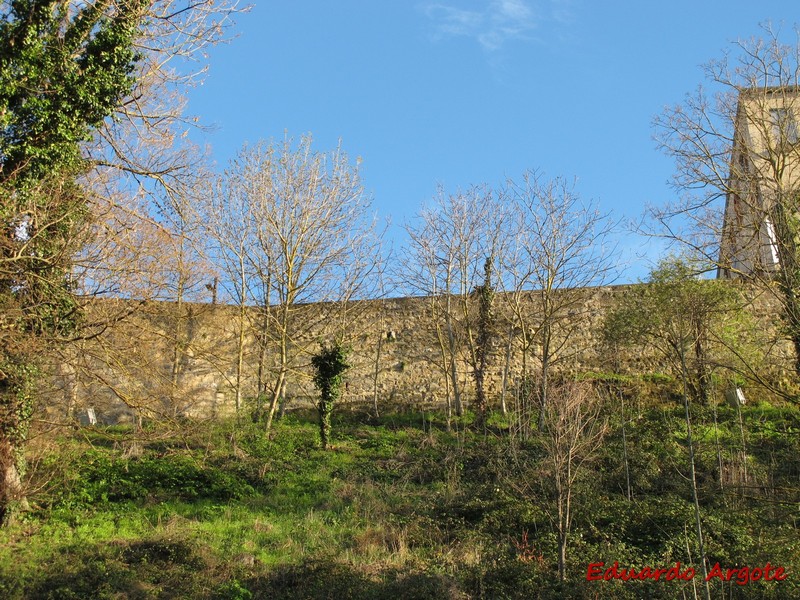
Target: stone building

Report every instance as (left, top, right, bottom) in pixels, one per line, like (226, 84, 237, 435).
(718, 86, 800, 278)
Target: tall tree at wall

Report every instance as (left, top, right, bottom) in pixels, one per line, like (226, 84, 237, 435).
(470, 256, 496, 428)
(405, 186, 507, 423)
(0, 0, 241, 524)
(504, 171, 617, 431)
(200, 136, 382, 431)
(198, 158, 258, 416)
(56, 0, 240, 429)
(0, 0, 143, 524)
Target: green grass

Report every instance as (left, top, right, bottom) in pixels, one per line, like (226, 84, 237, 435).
(1, 401, 799, 599)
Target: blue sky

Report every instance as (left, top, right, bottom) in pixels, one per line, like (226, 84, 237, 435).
(187, 1, 798, 283)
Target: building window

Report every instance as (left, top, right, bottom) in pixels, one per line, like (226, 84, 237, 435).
(763, 216, 781, 269)
(769, 108, 799, 145)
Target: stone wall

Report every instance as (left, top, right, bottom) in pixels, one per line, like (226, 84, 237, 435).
(45, 283, 791, 424)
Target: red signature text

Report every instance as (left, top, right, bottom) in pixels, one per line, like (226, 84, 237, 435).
(586, 561, 788, 585)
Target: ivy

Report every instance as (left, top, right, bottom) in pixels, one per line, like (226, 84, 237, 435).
(472, 255, 495, 426)
(311, 342, 351, 450)
(0, 0, 143, 186)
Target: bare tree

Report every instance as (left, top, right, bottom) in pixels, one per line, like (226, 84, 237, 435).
(403, 194, 465, 422)
(404, 185, 508, 424)
(203, 136, 382, 432)
(195, 157, 260, 415)
(79, 0, 243, 412)
(88, 0, 242, 192)
(49, 177, 227, 432)
(504, 171, 618, 431)
(60, 0, 247, 430)
(133, 177, 217, 416)
(538, 381, 606, 582)
(38, 0, 245, 421)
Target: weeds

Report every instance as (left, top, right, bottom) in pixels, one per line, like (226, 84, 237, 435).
(0, 403, 798, 599)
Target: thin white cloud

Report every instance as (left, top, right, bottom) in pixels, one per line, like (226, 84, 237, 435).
(495, 0, 533, 23)
(422, 0, 544, 51)
(423, 4, 484, 39)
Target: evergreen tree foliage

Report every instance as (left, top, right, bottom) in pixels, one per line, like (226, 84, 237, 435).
(1, 0, 142, 185)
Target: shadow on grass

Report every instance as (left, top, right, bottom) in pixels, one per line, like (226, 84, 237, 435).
(10, 541, 460, 600)
(14, 538, 211, 600)
(246, 559, 460, 600)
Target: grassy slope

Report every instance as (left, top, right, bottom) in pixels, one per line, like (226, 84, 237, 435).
(0, 399, 798, 600)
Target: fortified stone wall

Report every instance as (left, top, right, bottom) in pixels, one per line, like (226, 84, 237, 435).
(44, 284, 790, 424)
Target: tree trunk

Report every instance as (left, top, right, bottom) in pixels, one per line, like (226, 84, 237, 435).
(372, 331, 383, 418)
(679, 344, 712, 600)
(619, 385, 632, 502)
(771, 197, 800, 374)
(0, 438, 26, 526)
(538, 355, 549, 431)
(444, 292, 463, 417)
(264, 293, 291, 432)
(538, 323, 552, 431)
(256, 329, 267, 417)
(256, 271, 272, 418)
(265, 365, 286, 433)
(499, 324, 513, 416)
(472, 363, 486, 427)
(235, 300, 246, 415)
(438, 332, 453, 430)
(170, 276, 185, 415)
(446, 317, 462, 417)
(692, 319, 710, 405)
(556, 472, 571, 582)
(318, 398, 333, 449)
(265, 313, 289, 433)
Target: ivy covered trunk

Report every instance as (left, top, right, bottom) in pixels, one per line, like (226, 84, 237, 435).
(0, 440, 21, 525)
(0, 176, 83, 524)
(0, 360, 35, 525)
(311, 343, 350, 450)
(318, 394, 334, 451)
(471, 257, 495, 427)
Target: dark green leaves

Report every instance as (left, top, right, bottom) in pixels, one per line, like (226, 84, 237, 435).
(0, 0, 142, 187)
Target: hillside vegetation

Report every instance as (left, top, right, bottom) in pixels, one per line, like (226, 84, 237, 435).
(1, 387, 798, 599)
